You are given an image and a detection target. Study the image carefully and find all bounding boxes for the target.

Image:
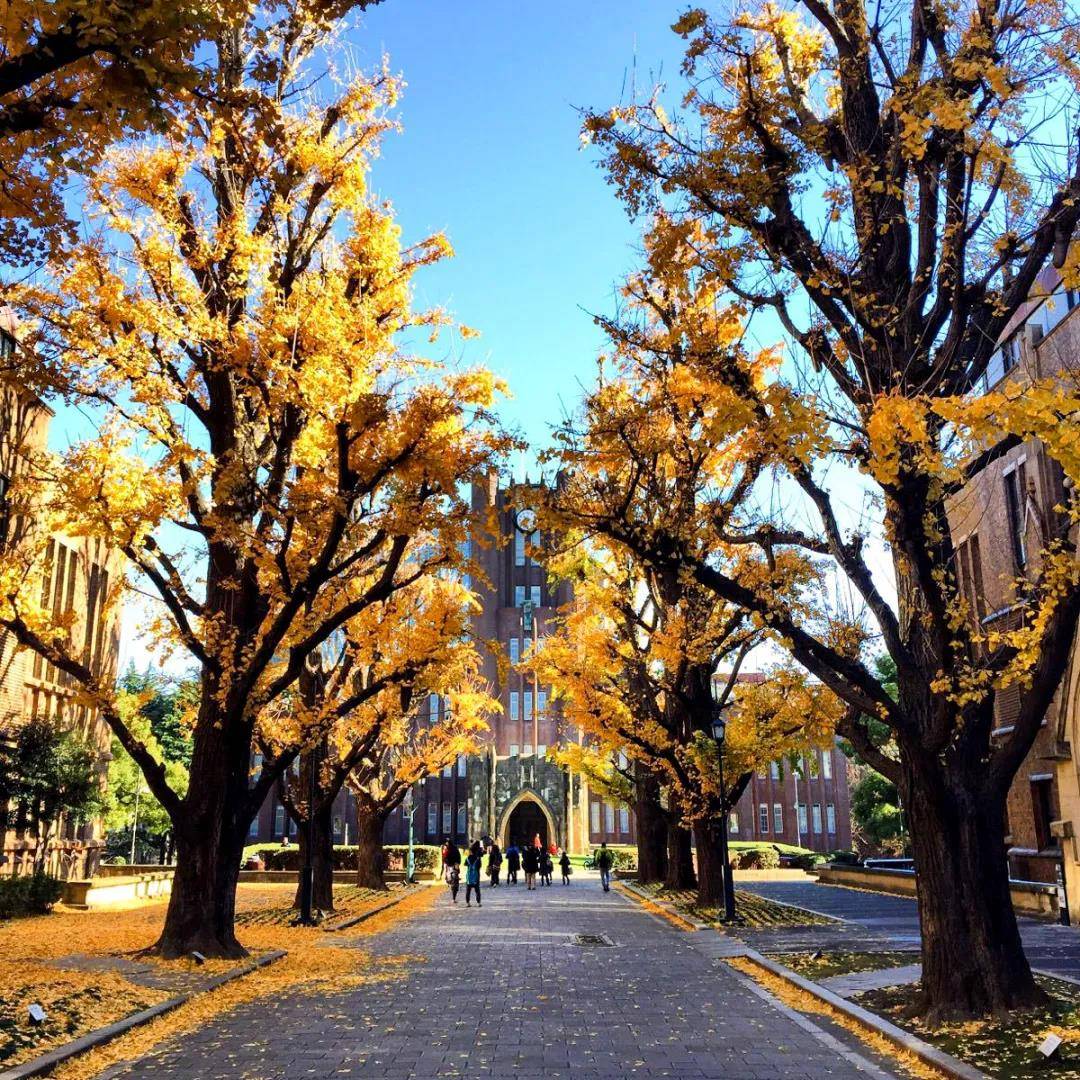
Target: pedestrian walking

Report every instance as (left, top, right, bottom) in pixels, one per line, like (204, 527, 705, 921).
(465, 841, 483, 907)
(487, 841, 503, 887)
(506, 842, 520, 885)
(559, 849, 572, 885)
(596, 842, 613, 892)
(522, 842, 539, 890)
(443, 839, 461, 903)
(539, 848, 553, 886)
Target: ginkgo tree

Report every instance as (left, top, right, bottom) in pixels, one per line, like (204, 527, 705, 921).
(534, 317, 841, 906)
(584, 0, 1080, 1019)
(269, 572, 495, 908)
(0, 4, 506, 959)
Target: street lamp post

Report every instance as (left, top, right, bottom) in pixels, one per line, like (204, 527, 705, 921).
(129, 783, 146, 865)
(403, 787, 416, 884)
(296, 742, 320, 925)
(709, 703, 737, 922)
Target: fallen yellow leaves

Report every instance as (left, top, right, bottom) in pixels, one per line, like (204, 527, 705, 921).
(0, 883, 436, 1077)
(613, 883, 698, 931)
(727, 957, 945, 1080)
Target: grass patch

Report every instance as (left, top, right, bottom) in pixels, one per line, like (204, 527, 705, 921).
(858, 975, 1080, 1079)
(640, 883, 835, 928)
(773, 950, 919, 981)
(234, 883, 406, 927)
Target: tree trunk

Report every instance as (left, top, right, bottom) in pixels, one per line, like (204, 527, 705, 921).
(292, 804, 336, 911)
(903, 760, 1046, 1023)
(355, 806, 388, 891)
(693, 820, 727, 906)
(665, 822, 696, 890)
(634, 766, 668, 884)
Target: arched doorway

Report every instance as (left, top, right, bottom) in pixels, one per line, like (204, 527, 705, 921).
(501, 793, 556, 850)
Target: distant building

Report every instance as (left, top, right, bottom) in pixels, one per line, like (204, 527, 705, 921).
(0, 313, 121, 879)
(945, 267, 1079, 893)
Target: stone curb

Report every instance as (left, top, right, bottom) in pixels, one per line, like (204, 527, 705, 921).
(320, 887, 416, 933)
(736, 951, 988, 1080)
(0, 949, 287, 1080)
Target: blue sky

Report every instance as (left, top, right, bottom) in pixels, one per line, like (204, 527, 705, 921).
(350, 1, 691, 467)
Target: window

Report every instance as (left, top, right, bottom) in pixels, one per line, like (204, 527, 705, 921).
(456, 802, 467, 836)
(758, 804, 769, 833)
(770, 761, 780, 780)
(811, 803, 822, 833)
(604, 802, 615, 832)
(429, 694, 439, 721)
(249, 816, 260, 837)
(1031, 776, 1055, 850)
(523, 743, 532, 756)
(826, 803, 837, 834)
(530, 585, 541, 607)
(523, 691, 533, 722)
(509, 743, 519, 757)
(34, 539, 85, 685)
(590, 801, 601, 833)
(537, 744, 547, 758)
(728, 811, 739, 834)
(509, 638, 520, 664)
(510, 692, 519, 722)
(515, 529, 526, 566)
(333, 816, 343, 841)
(274, 806, 285, 836)
(1001, 334, 1019, 373)
(442, 801, 452, 831)
(956, 533, 987, 625)
(0, 330, 13, 360)
(797, 803, 808, 833)
(773, 803, 784, 833)
(457, 754, 467, 778)
(619, 806, 630, 833)
(537, 691, 547, 716)
(1004, 465, 1028, 569)
(289, 813, 297, 835)
(442, 762, 452, 777)
(514, 585, 525, 606)
(427, 802, 438, 836)
(822, 751, 832, 780)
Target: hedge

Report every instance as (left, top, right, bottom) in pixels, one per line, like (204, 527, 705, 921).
(0, 871, 63, 919)
(241, 843, 442, 873)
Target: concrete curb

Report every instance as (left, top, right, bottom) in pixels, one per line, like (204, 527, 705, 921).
(616, 881, 706, 930)
(321, 887, 416, 933)
(736, 951, 988, 1080)
(0, 949, 287, 1080)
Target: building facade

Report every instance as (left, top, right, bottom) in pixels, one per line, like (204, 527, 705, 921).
(0, 314, 121, 879)
(946, 268, 1079, 890)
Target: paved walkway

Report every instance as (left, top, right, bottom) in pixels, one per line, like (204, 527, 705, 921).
(103, 876, 896, 1080)
(738, 880, 1080, 980)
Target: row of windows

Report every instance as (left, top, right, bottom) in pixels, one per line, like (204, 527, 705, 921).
(508, 690, 547, 721)
(514, 585, 543, 608)
(762, 750, 833, 781)
(589, 800, 631, 834)
(427, 800, 468, 836)
(514, 529, 540, 566)
(731, 802, 837, 835)
(508, 743, 546, 758)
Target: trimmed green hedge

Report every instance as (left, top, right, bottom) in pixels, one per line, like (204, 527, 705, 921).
(0, 871, 63, 919)
(241, 843, 441, 873)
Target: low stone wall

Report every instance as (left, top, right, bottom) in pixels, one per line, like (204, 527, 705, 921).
(95, 863, 173, 878)
(62, 871, 174, 909)
(817, 864, 1059, 919)
(236, 869, 435, 884)
(733, 868, 815, 882)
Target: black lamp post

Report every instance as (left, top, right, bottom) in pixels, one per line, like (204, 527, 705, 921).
(296, 740, 320, 926)
(710, 702, 737, 922)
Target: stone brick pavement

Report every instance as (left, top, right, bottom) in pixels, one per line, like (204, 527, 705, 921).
(101, 876, 896, 1080)
(738, 880, 1080, 981)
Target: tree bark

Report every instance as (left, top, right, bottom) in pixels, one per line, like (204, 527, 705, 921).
(665, 822, 696, 890)
(902, 758, 1046, 1023)
(634, 766, 668, 884)
(693, 820, 727, 906)
(292, 803, 336, 911)
(355, 804, 388, 890)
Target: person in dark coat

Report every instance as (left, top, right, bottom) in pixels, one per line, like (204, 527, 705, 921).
(505, 843, 521, 885)
(522, 843, 539, 890)
(465, 841, 483, 907)
(539, 847, 553, 886)
(487, 841, 503, 887)
(443, 839, 461, 903)
(559, 849, 572, 885)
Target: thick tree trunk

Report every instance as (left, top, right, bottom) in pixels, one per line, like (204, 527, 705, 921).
(292, 804, 336, 912)
(693, 820, 727, 906)
(903, 760, 1045, 1023)
(634, 766, 668, 884)
(665, 822, 696, 890)
(355, 807, 388, 891)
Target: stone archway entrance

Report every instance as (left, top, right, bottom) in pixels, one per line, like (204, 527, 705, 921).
(501, 793, 556, 850)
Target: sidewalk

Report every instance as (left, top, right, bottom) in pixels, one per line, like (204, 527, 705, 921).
(101, 872, 898, 1079)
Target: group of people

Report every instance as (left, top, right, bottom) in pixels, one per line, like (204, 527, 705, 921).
(441, 834, 585, 906)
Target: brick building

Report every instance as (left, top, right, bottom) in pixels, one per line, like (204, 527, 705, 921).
(251, 474, 634, 853)
(946, 269, 1079, 888)
(0, 313, 121, 879)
